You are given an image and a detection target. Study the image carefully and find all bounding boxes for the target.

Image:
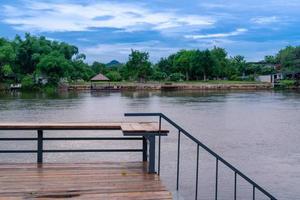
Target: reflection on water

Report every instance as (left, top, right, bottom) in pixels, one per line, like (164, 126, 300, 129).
(0, 90, 299, 199)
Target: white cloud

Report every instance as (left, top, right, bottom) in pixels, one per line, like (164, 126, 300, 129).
(82, 41, 181, 63)
(2, 1, 215, 33)
(184, 28, 247, 39)
(251, 16, 280, 25)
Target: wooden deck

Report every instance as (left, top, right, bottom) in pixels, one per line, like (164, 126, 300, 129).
(0, 162, 172, 200)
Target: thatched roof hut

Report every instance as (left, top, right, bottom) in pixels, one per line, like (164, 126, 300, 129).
(90, 73, 109, 82)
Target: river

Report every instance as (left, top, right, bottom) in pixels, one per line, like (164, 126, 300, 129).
(0, 90, 299, 200)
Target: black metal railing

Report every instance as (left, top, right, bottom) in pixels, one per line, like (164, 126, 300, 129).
(124, 112, 277, 200)
(0, 131, 145, 164)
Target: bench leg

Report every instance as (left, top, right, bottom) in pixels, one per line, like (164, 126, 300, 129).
(142, 136, 147, 162)
(147, 135, 156, 173)
(37, 130, 43, 164)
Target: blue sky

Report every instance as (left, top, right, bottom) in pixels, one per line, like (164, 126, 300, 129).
(0, 0, 300, 63)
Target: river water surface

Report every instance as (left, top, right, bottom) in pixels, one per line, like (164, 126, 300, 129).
(0, 90, 299, 200)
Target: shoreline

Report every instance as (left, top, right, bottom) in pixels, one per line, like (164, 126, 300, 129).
(67, 82, 273, 91)
(2, 82, 299, 92)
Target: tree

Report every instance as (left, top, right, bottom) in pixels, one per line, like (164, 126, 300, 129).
(230, 55, 246, 78)
(201, 50, 215, 81)
(173, 50, 194, 80)
(276, 46, 300, 72)
(151, 67, 167, 81)
(70, 60, 94, 81)
(190, 50, 203, 80)
(125, 50, 152, 82)
(156, 56, 174, 76)
(58, 43, 78, 60)
(210, 47, 228, 78)
(191, 50, 214, 81)
(169, 73, 185, 81)
(13, 33, 40, 74)
(0, 33, 111, 85)
(21, 74, 35, 89)
(0, 38, 16, 80)
(91, 62, 106, 74)
(106, 71, 122, 81)
(264, 55, 276, 64)
(1, 64, 13, 77)
(37, 51, 71, 85)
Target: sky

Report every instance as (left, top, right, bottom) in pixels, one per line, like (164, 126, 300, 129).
(0, 0, 300, 63)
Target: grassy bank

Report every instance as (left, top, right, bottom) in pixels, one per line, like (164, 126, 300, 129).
(0, 80, 271, 92)
(70, 80, 262, 86)
(67, 80, 271, 91)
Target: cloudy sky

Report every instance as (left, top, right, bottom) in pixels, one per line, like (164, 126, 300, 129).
(0, 0, 300, 63)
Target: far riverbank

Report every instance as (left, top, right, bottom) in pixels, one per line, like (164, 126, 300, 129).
(67, 81, 273, 91)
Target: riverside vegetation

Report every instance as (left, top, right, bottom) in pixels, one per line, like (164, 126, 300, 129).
(0, 33, 299, 91)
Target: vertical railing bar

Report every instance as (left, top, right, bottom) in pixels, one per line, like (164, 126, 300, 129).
(253, 185, 256, 200)
(215, 158, 218, 200)
(176, 130, 181, 191)
(142, 136, 147, 162)
(158, 115, 162, 175)
(37, 129, 43, 164)
(195, 144, 200, 200)
(234, 171, 237, 200)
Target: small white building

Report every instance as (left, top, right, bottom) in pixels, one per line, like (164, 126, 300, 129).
(256, 75, 272, 83)
(256, 73, 283, 83)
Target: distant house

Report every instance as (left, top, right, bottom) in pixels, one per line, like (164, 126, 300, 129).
(271, 73, 284, 83)
(256, 73, 283, 84)
(256, 71, 300, 84)
(90, 73, 110, 82)
(256, 75, 272, 83)
(90, 73, 110, 90)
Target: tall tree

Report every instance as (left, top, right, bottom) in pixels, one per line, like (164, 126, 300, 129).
(0, 38, 16, 80)
(173, 50, 193, 80)
(276, 46, 300, 72)
(230, 55, 246, 77)
(91, 61, 106, 74)
(199, 50, 214, 81)
(210, 47, 228, 78)
(125, 50, 152, 82)
(36, 51, 71, 85)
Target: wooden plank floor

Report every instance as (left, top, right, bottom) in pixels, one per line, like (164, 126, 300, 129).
(0, 162, 172, 200)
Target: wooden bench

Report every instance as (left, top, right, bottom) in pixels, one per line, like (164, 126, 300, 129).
(0, 122, 169, 173)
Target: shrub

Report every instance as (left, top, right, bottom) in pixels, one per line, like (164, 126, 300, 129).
(169, 73, 185, 82)
(21, 75, 35, 90)
(245, 75, 255, 81)
(2, 64, 13, 77)
(106, 71, 122, 81)
(229, 74, 240, 81)
(151, 71, 167, 81)
(43, 85, 57, 94)
(279, 80, 296, 87)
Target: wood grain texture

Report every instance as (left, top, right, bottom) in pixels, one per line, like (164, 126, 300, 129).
(0, 162, 172, 200)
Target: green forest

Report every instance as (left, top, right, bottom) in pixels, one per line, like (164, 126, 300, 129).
(0, 33, 300, 89)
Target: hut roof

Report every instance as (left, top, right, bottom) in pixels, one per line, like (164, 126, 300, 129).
(91, 73, 110, 81)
